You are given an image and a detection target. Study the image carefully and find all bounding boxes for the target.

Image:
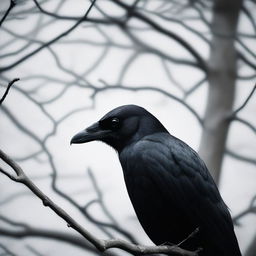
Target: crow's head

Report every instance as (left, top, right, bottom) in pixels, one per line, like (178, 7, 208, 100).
(70, 104, 168, 152)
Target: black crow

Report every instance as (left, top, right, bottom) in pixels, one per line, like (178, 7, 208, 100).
(71, 104, 241, 256)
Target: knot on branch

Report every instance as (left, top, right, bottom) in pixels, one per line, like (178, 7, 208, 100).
(42, 197, 50, 207)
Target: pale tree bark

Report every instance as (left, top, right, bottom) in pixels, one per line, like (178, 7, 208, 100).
(199, 0, 243, 184)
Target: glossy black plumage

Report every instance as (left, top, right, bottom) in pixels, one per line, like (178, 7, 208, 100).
(71, 104, 241, 256)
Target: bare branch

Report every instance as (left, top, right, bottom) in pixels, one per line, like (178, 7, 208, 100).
(142, 9, 210, 45)
(0, 215, 30, 229)
(0, 167, 17, 181)
(0, 78, 19, 105)
(87, 168, 138, 243)
(241, 5, 256, 34)
(161, 59, 186, 93)
(232, 84, 256, 116)
(0, 0, 16, 27)
(233, 195, 256, 225)
(0, 243, 15, 256)
(87, 168, 118, 225)
(226, 149, 256, 166)
(111, 0, 207, 71)
(0, 149, 199, 256)
(236, 38, 256, 60)
(238, 52, 256, 70)
(97, 80, 203, 126)
(183, 77, 206, 99)
(0, 225, 98, 254)
(176, 228, 200, 248)
(0, 0, 97, 72)
(26, 246, 44, 256)
(32, 0, 112, 25)
(232, 117, 256, 134)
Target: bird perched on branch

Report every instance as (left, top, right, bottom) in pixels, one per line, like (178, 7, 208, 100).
(71, 104, 241, 256)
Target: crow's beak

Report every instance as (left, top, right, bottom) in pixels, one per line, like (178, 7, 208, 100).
(70, 122, 110, 144)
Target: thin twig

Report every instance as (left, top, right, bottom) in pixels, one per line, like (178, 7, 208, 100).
(87, 168, 119, 226)
(176, 228, 200, 247)
(0, 0, 97, 72)
(0, 78, 19, 105)
(26, 245, 44, 256)
(233, 195, 256, 225)
(0, 243, 15, 256)
(87, 168, 138, 243)
(0, 220, 99, 254)
(226, 149, 256, 166)
(0, 0, 16, 27)
(112, 0, 206, 71)
(232, 84, 256, 116)
(233, 117, 256, 134)
(97, 80, 203, 126)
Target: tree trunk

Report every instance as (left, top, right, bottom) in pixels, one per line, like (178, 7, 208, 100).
(199, 0, 243, 184)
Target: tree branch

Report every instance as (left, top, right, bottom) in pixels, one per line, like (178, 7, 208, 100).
(232, 84, 256, 116)
(233, 195, 256, 225)
(26, 245, 44, 256)
(96, 80, 203, 126)
(111, 0, 207, 71)
(0, 243, 16, 256)
(0, 226, 98, 254)
(0, 0, 97, 72)
(226, 149, 256, 166)
(232, 117, 256, 134)
(0, 149, 199, 256)
(0, 78, 19, 105)
(0, 0, 16, 27)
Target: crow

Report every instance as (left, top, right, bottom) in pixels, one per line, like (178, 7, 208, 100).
(71, 104, 241, 256)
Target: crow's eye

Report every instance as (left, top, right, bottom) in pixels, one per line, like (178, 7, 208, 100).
(99, 117, 121, 130)
(111, 117, 120, 129)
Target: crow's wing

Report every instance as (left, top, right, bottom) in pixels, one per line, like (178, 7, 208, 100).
(120, 133, 241, 256)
